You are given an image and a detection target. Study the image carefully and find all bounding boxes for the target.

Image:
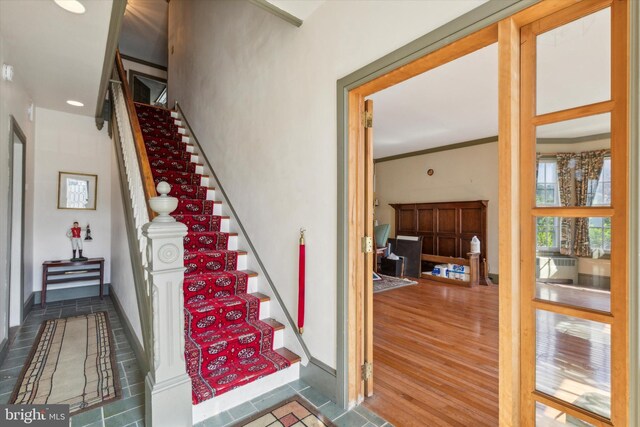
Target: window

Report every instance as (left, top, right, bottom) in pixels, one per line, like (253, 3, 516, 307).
(536, 216, 559, 251)
(589, 157, 612, 253)
(535, 157, 612, 253)
(536, 159, 559, 206)
(536, 159, 560, 250)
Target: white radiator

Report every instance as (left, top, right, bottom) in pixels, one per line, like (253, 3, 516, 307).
(536, 256, 578, 284)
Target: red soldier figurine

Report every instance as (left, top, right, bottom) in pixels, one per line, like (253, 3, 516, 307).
(67, 221, 88, 261)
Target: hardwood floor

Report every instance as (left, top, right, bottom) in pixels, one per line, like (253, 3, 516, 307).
(362, 278, 499, 427)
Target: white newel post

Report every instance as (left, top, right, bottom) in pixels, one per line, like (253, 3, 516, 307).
(143, 182, 193, 427)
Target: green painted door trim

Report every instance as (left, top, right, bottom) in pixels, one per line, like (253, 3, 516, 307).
(335, 0, 541, 408)
(95, 0, 127, 130)
(248, 0, 303, 27)
(375, 135, 498, 164)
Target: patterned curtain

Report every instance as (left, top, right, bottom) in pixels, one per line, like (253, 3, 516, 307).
(556, 153, 574, 255)
(573, 150, 606, 257)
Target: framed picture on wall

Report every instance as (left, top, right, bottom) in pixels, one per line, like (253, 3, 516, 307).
(57, 172, 97, 210)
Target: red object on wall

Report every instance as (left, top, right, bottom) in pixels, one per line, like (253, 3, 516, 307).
(298, 229, 305, 334)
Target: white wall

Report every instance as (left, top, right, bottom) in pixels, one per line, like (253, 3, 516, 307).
(31, 108, 112, 298)
(0, 34, 35, 342)
(167, 0, 486, 368)
(110, 141, 143, 344)
(375, 142, 499, 274)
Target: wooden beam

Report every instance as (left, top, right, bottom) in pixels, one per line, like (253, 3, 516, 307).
(354, 24, 498, 96)
(498, 16, 521, 427)
(609, 0, 630, 425)
(532, 100, 615, 126)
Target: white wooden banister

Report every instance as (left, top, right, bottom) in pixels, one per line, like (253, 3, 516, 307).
(143, 182, 192, 427)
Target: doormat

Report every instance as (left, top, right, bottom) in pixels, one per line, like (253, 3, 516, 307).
(232, 396, 336, 426)
(373, 274, 418, 294)
(10, 311, 121, 415)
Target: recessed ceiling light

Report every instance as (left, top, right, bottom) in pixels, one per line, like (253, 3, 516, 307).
(54, 0, 86, 14)
(67, 100, 84, 107)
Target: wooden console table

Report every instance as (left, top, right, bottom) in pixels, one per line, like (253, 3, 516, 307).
(41, 258, 105, 308)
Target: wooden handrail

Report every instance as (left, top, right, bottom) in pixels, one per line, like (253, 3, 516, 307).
(115, 49, 157, 219)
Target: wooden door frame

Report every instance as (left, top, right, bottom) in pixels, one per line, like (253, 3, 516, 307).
(336, 0, 639, 424)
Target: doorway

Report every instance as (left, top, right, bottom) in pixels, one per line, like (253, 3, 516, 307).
(338, 1, 632, 425)
(8, 115, 26, 328)
(129, 70, 167, 107)
(360, 40, 500, 425)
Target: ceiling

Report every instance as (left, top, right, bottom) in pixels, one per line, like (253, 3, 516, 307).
(0, 0, 113, 117)
(369, 7, 610, 159)
(119, 0, 168, 67)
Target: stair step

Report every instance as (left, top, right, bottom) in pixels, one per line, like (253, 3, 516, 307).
(261, 317, 284, 331)
(185, 320, 279, 378)
(184, 232, 238, 252)
(189, 350, 292, 404)
(274, 348, 301, 364)
(184, 250, 248, 274)
(175, 199, 221, 216)
(183, 271, 257, 304)
(252, 292, 269, 303)
(173, 214, 229, 233)
(191, 362, 300, 422)
(185, 294, 261, 333)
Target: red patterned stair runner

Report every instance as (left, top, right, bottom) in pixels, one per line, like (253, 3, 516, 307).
(134, 102, 291, 404)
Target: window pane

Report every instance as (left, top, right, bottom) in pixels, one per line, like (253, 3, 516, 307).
(536, 310, 611, 419)
(536, 114, 611, 207)
(536, 402, 596, 426)
(535, 216, 610, 312)
(536, 8, 610, 114)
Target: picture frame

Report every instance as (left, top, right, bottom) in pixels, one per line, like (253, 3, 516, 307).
(57, 172, 97, 210)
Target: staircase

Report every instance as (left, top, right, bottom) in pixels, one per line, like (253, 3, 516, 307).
(133, 102, 301, 421)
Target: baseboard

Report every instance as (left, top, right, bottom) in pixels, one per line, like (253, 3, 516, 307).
(33, 283, 110, 304)
(109, 286, 148, 374)
(0, 337, 8, 368)
(300, 357, 337, 403)
(23, 293, 34, 320)
(489, 273, 499, 284)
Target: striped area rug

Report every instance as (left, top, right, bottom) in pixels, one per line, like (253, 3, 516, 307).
(10, 311, 121, 414)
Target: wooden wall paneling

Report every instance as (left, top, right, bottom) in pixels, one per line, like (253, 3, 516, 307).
(460, 207, 483, 234)
(437, 208, 457, 234)
(397, 205, 417, 234)
(391, 201, 489, 281)
(416, 206, 434, 232)
(436, 236, 457, 257)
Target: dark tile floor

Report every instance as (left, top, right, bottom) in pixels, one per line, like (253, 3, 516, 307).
(0, 296, 145, 427)
(1, 296, 390, 427)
